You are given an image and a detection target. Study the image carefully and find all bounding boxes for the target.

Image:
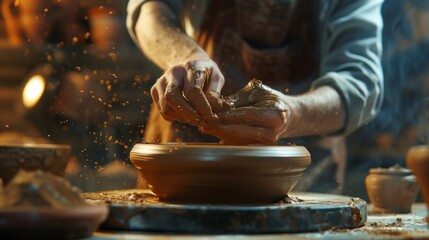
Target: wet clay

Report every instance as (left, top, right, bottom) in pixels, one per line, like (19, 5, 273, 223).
(130, 143, 311, 204)
(222, 79, 284, 108)
(365, 164, 419, 213)
(198, 80, 288, 145)
(406, 145, 429, 223)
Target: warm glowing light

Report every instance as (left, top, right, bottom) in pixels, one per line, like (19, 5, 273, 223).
(22, 75, 46, 108)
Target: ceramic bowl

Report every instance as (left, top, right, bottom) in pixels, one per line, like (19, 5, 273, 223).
(130, 143, 311, 204)
(0, 144, 71, 185)
(365, 165, 419, 213)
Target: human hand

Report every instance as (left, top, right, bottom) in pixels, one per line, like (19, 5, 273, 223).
(199, 79, 290, 145)
(151, 57, 226, 125)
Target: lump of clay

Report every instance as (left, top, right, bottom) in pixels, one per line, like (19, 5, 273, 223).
(0, 169, 86, 208)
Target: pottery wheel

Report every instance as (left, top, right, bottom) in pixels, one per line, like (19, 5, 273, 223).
(82, 189, 366, 234)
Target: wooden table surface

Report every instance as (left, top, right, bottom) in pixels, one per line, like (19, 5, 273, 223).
(90, 204, 428, 240)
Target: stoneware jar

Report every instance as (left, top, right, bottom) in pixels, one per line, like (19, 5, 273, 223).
(365, 164, 419, 213)
(406, 145, 429, 223)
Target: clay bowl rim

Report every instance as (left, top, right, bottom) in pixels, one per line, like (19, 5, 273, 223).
(130, 143, 311, 163)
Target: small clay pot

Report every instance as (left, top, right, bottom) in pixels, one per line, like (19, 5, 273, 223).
(365, 165, 419, 213)
(406, 145, 429, 223)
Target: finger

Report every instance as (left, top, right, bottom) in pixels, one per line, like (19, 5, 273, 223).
(199, 123, 278, 145)
(165, 85, 202, 125)
(164, 67, 202, 125)
(225, 79, 268, 108)
(206, 91, 226, 113)
(187, 86, 219, 124)
(205, 69, 228, 113)
(184, 66, 219, 123)
(217, 107, 285, 130)
(160, 104, 187, 123)
(150, 85, 160, 109)
(152, 75, 187, 122)
(151, 76, 167, 111)
(184, 65, 209, 95)
(205, 66, 224, 93)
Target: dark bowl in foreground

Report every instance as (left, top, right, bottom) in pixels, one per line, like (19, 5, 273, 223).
(130, 143, 311, 204)
(0, 144, 71, 185)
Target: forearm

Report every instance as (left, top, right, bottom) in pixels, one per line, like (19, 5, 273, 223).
(135, 1, 208, 69)
(314, 0, 383, 134)
(283, 86, 346, 138)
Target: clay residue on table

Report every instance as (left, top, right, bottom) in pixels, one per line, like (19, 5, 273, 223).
(320, 216, 428, 238)
(351, 216, 426, 237)
(275, 195, 304, 205)
(368, 217, 404, 228)
(81, 191, 306, 206)
(81, 191, 159, 204)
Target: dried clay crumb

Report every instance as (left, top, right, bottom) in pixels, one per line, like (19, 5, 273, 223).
(367, 229, 407, 236)
(275, 195, 304, 205)
(368, 218, 404, 228)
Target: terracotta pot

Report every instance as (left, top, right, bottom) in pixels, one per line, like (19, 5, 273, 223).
(365, 165, 419, 213)
(406, 145, 429, 222)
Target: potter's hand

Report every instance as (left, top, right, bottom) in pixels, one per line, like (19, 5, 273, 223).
(151, 57, 225, 125)
(199, 79, 290, 145)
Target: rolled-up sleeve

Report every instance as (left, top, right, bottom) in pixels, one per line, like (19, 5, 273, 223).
(126, 0, 185, 48)
(312, 0, 384, 135)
